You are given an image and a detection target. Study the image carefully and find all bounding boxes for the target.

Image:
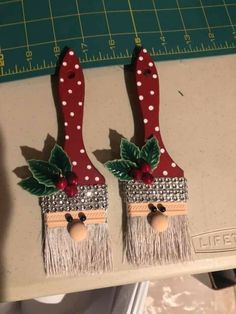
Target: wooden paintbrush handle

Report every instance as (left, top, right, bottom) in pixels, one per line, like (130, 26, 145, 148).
(134, 48, 184, 178)
(58, 49, 105, 185)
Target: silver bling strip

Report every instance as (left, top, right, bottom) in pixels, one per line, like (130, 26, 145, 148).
(123, 177, 188, 203)
(40, 184, 108, 213)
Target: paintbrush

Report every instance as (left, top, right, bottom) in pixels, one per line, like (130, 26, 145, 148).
(19, 49, 112, 275)
(106, 48, 192, 265)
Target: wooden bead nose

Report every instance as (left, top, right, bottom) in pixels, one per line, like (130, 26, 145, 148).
(150, 212, 168, 233)
(68, 221, 87, 242)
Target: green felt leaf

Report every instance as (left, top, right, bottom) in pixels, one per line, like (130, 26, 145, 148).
(120, 138, 140, 164)
(105, 160, 136, 181)
(140, 137, 160, 170)
(18, 177, 57, 196)
(28, 160, 61, 187)
(49, 144, 72, 174)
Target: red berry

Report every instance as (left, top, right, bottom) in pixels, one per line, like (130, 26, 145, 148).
(131, 168, 142, 181)
(55, 177, 67, 190)
(142, 173, 154, 185)
(140, 163, 152, 173)
(66, 171, 79, 186)
(64, 185, 78, 197)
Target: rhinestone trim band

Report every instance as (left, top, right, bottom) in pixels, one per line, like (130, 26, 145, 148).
(40, 184, 108, 213)
(123, 177, 188, 203)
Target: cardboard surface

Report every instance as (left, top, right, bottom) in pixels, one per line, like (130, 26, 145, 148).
(0, 54, 236, 301)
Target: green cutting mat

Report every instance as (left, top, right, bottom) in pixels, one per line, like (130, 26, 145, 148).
(0, 0, 236, 83)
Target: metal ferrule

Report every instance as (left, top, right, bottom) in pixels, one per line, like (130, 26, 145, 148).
(123, 177, 188, 203)
(40, 184, 108, 214)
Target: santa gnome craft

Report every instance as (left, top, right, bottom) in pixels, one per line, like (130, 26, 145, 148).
(106, 48, 192, 265)
(18, 49, 112, 276)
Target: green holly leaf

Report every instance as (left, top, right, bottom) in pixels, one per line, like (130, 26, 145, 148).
(49, 144, 72, 174)
(120, 138, 140, 164)
(140, 137, 160, 170)
(28, 160, 61, 187)
(105, 160, 136, 181)
(18, 177, 57, 196)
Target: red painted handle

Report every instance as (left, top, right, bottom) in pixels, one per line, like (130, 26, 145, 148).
(135, 48, 184, 178)
(58, 49, 105, 185)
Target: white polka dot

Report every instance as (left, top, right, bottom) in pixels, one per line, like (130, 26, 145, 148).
(95, 177, 100, 182)
(85, 176, 89, 181)
(70, 112, 75, 117)
(150, 90, 155, 95)
(65, 135, 69, 140)
(69, 51, 74, 55)
(139, 95, 144, 101)
(144, 118, 148, 124)
(87, 165, 92, 170)
(171, 162, 176, 168)
(149, 105, 154, 111)
(78, 101, 83, 106)
(62, 101, 67, 106)
(77, 81, 82, 85)
(155, 126, 160, 132)
(160, 148, 165, 153)
(148, 62, 153, 67)
(163, 170, 168, 176)
(64, 122, 68, 126)
(152, 74, 157, 79)
(137, 70, 142, 75)
(137, 81, 142, 86)
(75, 64, 79, 69)
(62, 61, 67, 66)
(143, 48, 147, 53)
(68, 89, 72, 94)
(139, 56, 143, 61)
(80, 149, 85, 154)
(72, 161, 77, 166)
(76, 125, 81, 130)
(60, 78, 64, 82)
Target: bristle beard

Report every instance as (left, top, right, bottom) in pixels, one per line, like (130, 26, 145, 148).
(125, 215, 192, 265)
(44, 224, 112, 276)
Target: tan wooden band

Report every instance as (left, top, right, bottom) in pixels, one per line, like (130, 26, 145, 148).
(45, 209, 107, 228)
(128, 202, 187, 217)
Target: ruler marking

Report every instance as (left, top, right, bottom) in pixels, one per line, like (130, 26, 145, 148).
(1, 41, 236, 77)
(75, 0, 88, 58)
(151, 0, 163, 37)
(199, 0, 213, 33)
(222, 0, 236, 33)
(20, 0, 30, 51)
(102, 0, 112, 41)
(102, 0, 116, 55)
(176, 0, 188, 36)
(2, 23, 236, 53)
(75, 0, 85, 42)
(127, 0, 141, 45)
(1, 5, 236, 29)
(0, 0, 21, 5)
(176, 0, 192, 46)
(48, 0, 58, 49)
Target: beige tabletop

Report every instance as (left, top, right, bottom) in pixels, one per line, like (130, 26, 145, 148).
(0, 54, 236, 302)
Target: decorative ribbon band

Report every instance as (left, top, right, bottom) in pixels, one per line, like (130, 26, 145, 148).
(45, 209, 107, 228)
(127, 202, 187, 217)
(40, 184, 108, 213)
(124, 177, 188, 204)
